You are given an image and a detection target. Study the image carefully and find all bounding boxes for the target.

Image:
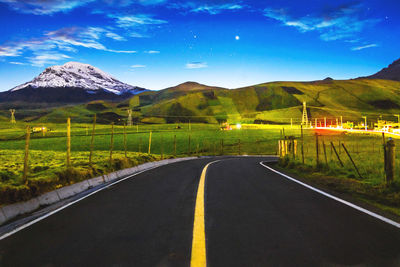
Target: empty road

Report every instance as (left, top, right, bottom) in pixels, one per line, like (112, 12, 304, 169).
(1, 157, 400, 266)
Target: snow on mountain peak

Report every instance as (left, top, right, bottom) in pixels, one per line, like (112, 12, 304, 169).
(11, 61, 141, 94)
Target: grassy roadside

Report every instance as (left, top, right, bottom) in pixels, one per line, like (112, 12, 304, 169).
(0, 150, 165, 205)
(275, 158, 400, 219)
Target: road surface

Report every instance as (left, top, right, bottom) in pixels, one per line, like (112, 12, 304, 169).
(1, 157, 400, 266)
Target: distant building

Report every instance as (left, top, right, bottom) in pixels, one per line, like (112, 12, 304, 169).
(32, 127, 48, 133)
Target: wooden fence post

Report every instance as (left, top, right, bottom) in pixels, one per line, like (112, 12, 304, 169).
(285, 139, 288, 157)
(89, 114, 96, 166)
(148, 131, 152, 154)
(161, 134, 164, 160)
(301, 125, 304, 164)
(67, 117, 71, 168)
(188, 134, 191, 156)
(22, 126, 31, 184)
(315, 134, 319, 166)
(330, 142, 344, 167)
(174, 135, 177, 156)
(109, 123, 114, 168)
(323, 140, 328, 166)
(123, 123, 127, 158)
(278, 140, 282, 157)
(291, 139, 295, 160)
(386, 138, 395, 185)
(342, 143, 362, 178)
(382, 132, 387, 174)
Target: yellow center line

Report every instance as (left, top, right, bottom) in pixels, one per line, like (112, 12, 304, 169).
(191, 160, 219, 267)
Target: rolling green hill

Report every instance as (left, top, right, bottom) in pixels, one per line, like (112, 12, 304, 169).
(133, 79, 400, 124)
(4, 79, 400, 125)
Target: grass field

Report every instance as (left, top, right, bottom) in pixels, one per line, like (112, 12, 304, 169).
(278, 128, 400, 215)
(0, 122, 285, 204)
(1, 120, 400, 213)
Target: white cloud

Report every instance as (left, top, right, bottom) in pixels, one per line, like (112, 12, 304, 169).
(264, 4, 379, 42)
(170, 2, 245, 15)
(129, 32, 149, 38)
(131, 64, 146, 68)
(28, 53, 71, 67)
(0, 0, 94, 15)
(0, 0, 167, 15)
(9, 61, 26, 65)
(191, 4, 244, 15)
(109, 14, 167, 28)
(186, 62, 208, 69)
(107, 14, 167, 38)
(105, 32, 126, 41)
(351, 44, 378, 51)
(0, 26, 136, 66)
(145, 50, 160, 54)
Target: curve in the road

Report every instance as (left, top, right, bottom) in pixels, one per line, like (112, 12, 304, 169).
(1, 156, 400, 267)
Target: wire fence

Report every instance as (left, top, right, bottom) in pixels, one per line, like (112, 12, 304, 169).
(2, 112, 399, 204)
(0, 116, 283, 204)
(278, 127, 399, 186)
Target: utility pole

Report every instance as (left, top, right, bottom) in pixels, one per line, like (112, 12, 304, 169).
(9, 109, 16, 124)
(362, 116, 367, 131)
(301, 102, 308, 126)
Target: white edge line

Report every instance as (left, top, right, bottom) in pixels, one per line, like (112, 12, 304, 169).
(259, 161, 400, 229)
(0, 160, 196, 241)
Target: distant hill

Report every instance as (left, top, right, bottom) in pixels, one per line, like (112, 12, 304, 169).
(151, 82, 227, 102)
(4, 59, 400, 124)
(6, 78, 400, 125)
(0, 62, 147, 104)
(364, 58, 400, 81)
(133, 78, 400, 124)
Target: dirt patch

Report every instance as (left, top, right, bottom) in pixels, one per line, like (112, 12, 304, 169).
(368, 100, 400, 109)
(281, 86, 304, 95)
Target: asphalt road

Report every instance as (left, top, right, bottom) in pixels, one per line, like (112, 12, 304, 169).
(1, 157, 400, 266)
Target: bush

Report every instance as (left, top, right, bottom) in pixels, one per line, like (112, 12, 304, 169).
(0, 170, 18, 183)
(56, 167, 93, 184)
(0, 185, 32, 204)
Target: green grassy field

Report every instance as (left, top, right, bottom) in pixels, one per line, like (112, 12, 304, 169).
(2, 119, 400, 214)
(0, 122, 282, 155)
(0, 122, 285, 204)
(278, 128, 400, 215)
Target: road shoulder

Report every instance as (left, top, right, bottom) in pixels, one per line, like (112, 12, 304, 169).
(263, 161, 400, 225)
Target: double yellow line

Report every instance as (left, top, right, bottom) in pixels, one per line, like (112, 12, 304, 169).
(190, 161, 219, 267)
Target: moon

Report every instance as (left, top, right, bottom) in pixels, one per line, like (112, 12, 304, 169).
(235, 35, 240, 40)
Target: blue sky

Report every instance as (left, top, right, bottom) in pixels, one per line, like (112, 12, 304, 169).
(0, 0, 399, 91)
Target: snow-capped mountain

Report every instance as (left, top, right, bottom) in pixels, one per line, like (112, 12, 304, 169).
(11, 62, 144, 95)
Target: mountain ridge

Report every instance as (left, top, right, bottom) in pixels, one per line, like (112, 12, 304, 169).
(363, 58, 400, 81)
